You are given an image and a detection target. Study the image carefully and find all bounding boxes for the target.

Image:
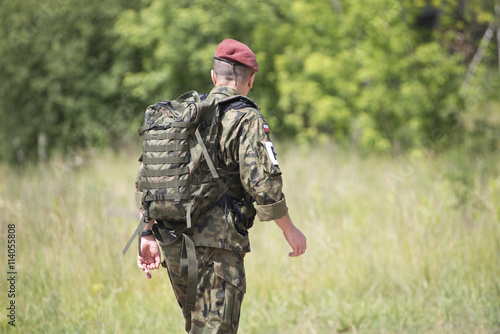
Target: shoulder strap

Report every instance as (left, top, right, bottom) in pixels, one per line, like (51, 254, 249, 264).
(218, 95, 259, 114)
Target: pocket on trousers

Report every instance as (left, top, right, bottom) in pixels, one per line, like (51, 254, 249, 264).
(154, 225, 182, 269)
(154, 225, 181, 247)
(219, 280, 244, 333)
(206, 276, 244, 333)
(213, 252, 246, 294)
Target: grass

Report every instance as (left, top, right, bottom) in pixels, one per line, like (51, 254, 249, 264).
(1, 143, 499, 333)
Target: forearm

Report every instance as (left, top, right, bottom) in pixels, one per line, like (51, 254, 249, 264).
(274, 212, 307, 257)
(274, 212, 295, 232)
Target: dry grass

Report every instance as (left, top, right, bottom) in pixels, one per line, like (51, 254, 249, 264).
(1, 143, 499, 333)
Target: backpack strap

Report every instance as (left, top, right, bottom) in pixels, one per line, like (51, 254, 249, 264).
(218, 95, 259, 114)
(122, 212, 149, 256)
(180, 233, 197, 313)
(195, 127, 219, 180)
(170, 90, 200, 113)
(137, 112, 163, 136)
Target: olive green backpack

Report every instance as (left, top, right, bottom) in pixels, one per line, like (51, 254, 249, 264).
(138, 90, 226, 227)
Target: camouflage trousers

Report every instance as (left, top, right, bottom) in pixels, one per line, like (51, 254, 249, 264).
(155, 226, 246, 333)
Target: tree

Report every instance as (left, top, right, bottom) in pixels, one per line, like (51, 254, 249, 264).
(114, 0, 471, 152)
(1, 0, 498, 162)
(0, 0, 139, 162)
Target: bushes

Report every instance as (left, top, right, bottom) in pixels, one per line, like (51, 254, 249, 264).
(1, 0, 499, 162)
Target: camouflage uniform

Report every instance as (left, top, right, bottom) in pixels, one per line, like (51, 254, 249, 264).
(137, 86, 288, 333)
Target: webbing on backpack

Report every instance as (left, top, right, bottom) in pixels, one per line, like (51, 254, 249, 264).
(143, 132, 190, 140)
(142, 156, 190, 164)
(141, 166, 189, 177)
(143, 143, 189, 152)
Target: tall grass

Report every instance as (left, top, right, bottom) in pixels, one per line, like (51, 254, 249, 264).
(1, 144, 499, 333)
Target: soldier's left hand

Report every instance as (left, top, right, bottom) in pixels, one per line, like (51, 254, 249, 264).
(283, 226, 307, 257)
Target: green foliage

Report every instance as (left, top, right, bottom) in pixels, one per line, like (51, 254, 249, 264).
(270, 1, 467, 150)
(112, 0, 492, 152)
(0, 0, 499, 162)
(0, 0, 141, 162)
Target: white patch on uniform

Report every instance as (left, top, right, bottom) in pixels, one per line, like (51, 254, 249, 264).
(264, 142, 279, 166)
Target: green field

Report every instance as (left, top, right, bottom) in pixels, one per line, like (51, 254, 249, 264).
(1, 144, 499, 333)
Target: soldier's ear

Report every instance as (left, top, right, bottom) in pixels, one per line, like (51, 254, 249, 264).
(211, 70, 217, 86)
(248, 72, 255, 90)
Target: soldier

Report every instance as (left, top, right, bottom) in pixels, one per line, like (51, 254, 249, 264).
(136, 39, 307, 333)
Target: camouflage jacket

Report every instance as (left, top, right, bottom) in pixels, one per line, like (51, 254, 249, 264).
(136, 86, 288, 252)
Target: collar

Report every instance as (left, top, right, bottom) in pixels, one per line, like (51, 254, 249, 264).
(209, 86, 240, 98)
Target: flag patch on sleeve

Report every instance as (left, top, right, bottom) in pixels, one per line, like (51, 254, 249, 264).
(263, 124, 270, 133)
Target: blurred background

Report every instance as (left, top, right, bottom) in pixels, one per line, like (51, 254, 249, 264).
(1, 0, 500, 333)
(1, 0, 499, 161)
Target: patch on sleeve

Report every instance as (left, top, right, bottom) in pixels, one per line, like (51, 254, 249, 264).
(264, 142, 279, 166)
(263, 124, 270, 133)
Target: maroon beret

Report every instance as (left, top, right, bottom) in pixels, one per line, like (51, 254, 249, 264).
(214, 39, 259, 72)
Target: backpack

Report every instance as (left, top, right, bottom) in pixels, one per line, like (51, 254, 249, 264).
(135, 90, 257, 228)
(122, 91, 258, 312)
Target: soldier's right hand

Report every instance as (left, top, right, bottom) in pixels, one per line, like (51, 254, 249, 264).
(137, 235, 161, 279)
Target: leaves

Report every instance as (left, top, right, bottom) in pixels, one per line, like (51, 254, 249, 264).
(0, 0, 498, 162)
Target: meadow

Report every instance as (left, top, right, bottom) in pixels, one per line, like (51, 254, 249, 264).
(1, 143, 499, 333)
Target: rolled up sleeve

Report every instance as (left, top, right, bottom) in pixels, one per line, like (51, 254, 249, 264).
(255, 195, 288, 221)
(238, 116, 288, 221)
